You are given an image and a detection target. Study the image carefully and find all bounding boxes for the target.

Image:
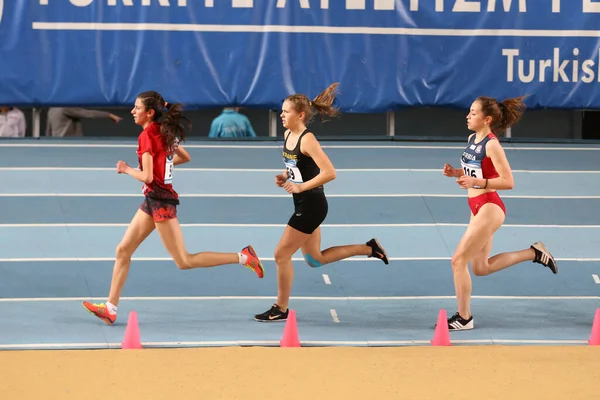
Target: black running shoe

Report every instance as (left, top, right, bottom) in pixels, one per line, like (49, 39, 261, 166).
(447, 312, 474, 331)
(254, 304, 289, 322)
(531, 241, 558, 274)
(367, 238, 389, 265)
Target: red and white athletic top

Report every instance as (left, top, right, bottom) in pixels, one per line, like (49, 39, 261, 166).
(136, 122, 179, 201)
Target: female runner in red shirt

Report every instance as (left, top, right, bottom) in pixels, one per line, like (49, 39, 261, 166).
(83, 91, 264, 325)
(442, 95, 558, 330)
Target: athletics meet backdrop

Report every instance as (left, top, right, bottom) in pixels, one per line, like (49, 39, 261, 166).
(0, 0, 599, 111)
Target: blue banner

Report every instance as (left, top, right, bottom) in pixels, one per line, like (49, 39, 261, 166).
(1, 0, 600, 111)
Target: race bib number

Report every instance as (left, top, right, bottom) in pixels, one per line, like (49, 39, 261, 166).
(164, 154, 174, 184)
(461, 162, 483, 179)
(285, 161, 303, 183)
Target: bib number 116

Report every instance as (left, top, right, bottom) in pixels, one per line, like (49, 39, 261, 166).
(463, 166, 477, 178)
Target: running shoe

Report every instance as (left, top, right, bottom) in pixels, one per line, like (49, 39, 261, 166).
(531, 241, 558, 274)
(241, 245, 265, 278)
(367, 238, 389, 265)
(254, 304, 289, 322)
(447, 312, 474, 331)
(82, 301, 116, 325)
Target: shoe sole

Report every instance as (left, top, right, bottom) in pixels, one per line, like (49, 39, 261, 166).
(245, 246, 265, 278)
(372, 238, 389, 265)
(81, 303, 115, 325)
(448, 320, 475, 331)
(449, 326, 474, 331)
(434, 324, 475, 331)
(245, 245, 265, 278)
(533, 242, 558, 274)
(253, 317, 287, 322)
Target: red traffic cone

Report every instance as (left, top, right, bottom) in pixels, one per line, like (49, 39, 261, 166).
(122, 311, 142, 349)
(589, 308, 600, 346)
(431, 309, 451, 346)
(280, 310, 300, 347)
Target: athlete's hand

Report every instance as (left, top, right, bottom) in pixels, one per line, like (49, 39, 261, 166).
(443, 164, 458, 177)
(275, 173, 287, 187)
(116, 160, 130, 174)
(282, 181, 302, 194)
(456, 175, 475, 189)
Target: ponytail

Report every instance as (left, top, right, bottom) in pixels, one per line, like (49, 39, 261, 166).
(160, 102, 190, 151)
(497, 96, 526, 133)
(285, 82, 341, 125)
(137, 91, 191, 151)
(311, 82, 341, 122)
(476, 95, 527, 134)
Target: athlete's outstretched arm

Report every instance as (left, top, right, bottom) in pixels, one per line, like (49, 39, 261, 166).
(117, 152, 154, 184)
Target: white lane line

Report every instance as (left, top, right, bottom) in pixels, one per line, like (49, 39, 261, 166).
(2, 167, 600, 174)
(1, 193, 600, 199)
(2, 143, 600, 151)
(3, 223, 600, 228)
(0, 339, 588, 349)
(0, 295, 599, 303)
(0, 256, 597, 262)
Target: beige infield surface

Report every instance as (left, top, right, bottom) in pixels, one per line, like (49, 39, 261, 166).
(0, 346, 599, 400)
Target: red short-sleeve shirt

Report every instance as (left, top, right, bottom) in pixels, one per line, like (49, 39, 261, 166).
(136, 122, 178, 200)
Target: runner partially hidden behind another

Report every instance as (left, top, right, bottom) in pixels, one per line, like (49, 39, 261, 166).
(82, 91, 264, 325)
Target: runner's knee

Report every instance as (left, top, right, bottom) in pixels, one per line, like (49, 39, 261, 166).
(115, 243, 134, 261)
(173, 254, 192, 270)
(451, 253, 468, 271)
(274, 247, 292, 266)
(471, 261, 490, 276)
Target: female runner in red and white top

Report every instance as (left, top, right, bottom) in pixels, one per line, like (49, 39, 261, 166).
(83, 91, 264, 325)
(441, 95, 558, 331)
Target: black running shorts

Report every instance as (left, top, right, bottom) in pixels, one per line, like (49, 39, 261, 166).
(287, 193, 328, 234)
(140, 197, 179, 222)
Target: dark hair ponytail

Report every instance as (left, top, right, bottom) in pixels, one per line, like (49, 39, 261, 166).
(497, 96, 526, 133)
(476, 95, 526, 135)
(137, 91, 191, 151)
(161, 102, 190, 151)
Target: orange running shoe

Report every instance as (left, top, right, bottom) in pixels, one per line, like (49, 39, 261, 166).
(82, 301, 117, 325)
(241, 245, 265, 278)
